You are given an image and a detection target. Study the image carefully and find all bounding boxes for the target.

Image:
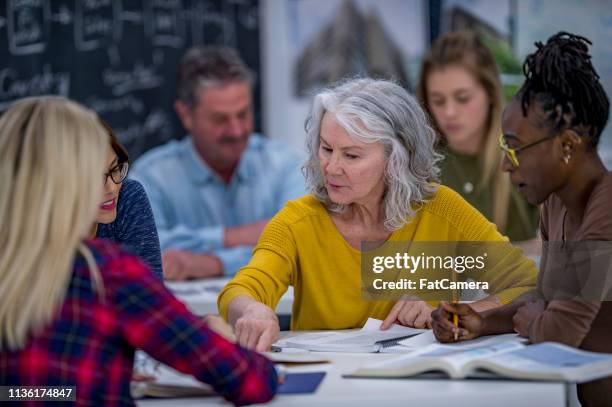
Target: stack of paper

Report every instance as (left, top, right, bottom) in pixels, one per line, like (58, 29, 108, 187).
(274, 318, 427, 353)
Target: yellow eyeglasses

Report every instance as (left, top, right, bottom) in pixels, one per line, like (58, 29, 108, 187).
(499, 133, 556, 167)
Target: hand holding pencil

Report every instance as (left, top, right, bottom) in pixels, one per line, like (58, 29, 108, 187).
(431, 301, 484, 344)
(452, 310, 459, 341)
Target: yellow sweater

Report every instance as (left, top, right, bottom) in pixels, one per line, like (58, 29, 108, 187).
(218, 186, 537, 330)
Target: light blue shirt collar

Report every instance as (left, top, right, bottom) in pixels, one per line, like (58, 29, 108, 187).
(185, 136, 254, 185)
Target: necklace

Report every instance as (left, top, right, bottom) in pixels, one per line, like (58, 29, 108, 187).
(446, 152, 477, 195)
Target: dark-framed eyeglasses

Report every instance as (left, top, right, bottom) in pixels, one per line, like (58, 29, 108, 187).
(104, 161, 129, 185)
(499, 133, 556, 167)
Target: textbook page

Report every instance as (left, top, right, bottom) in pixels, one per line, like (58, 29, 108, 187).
(481, 342, 612, 383)
(276, 318, 426, 353)
(416, 340, 525, 373)
(349, 340, 524, 378)
(383, 331, 525, 353)
(352, 342, 612, 382)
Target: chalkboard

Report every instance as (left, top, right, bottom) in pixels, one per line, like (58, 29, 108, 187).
(0, 0, 260, 159)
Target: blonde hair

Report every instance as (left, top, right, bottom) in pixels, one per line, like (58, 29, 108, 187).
(0, 96, 108, 350)
(416, 31, 511, 233)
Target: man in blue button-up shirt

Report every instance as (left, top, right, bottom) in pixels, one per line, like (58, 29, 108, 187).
(131, 46, 305, 279)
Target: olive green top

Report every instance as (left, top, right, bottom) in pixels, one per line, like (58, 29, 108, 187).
(439, 148, 539, 241)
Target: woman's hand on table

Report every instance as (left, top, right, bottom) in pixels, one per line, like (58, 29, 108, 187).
(234, 301, 280, 352)
(381, 298, 435, 329)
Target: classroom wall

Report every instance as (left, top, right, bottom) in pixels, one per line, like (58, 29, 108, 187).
(262, 0, 612, 168)
(261, 0, 310, 152)
(515, 0, 612, 168)
(0, 0, 261, 160)
(261, 0, 427, 153)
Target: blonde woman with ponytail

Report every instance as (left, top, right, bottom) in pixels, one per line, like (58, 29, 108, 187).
(0, 96, 278, 405)
(417, 31, 538, 242)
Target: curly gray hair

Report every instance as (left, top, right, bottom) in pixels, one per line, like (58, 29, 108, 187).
(303, 78, 442, 231)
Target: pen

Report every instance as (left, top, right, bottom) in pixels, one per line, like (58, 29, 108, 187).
(270, 345, 308, 353)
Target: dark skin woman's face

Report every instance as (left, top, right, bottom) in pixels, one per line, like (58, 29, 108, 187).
(501, 99, 572, 205)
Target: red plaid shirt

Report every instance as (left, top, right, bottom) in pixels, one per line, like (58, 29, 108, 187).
(0, 239, 277, 406)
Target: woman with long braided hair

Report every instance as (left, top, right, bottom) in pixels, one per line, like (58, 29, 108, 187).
(432, 32, 611, 406)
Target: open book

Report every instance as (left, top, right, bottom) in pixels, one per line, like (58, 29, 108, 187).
(131, 356, 214, 398)
(273, 318, 426, 353)
(349, 341, 612, 383)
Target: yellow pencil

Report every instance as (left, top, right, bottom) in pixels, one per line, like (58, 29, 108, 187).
(451, 269, 459, 341)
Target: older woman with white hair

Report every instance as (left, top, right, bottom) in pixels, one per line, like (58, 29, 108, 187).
(218, 78, 537, 351)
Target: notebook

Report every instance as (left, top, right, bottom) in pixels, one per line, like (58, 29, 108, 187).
(277, 372, 326, 394)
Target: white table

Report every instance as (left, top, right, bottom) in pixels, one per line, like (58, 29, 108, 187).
(138, 352, 567, 406)
(138, 332, 569, 407)
(165, 277, 294, 316)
